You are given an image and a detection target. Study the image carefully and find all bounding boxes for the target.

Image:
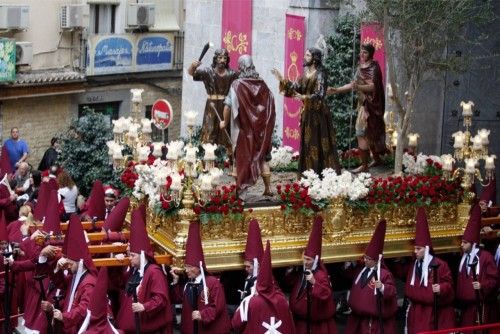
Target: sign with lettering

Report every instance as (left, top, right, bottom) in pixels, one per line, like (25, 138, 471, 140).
(137, 36, 172, 70)
(151, 99, 173, 130)
(0, 38, 15, 82)
(86, 33, 175, 76)
(94, 37, 133, 73)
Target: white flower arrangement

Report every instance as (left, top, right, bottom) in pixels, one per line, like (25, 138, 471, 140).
(131, 156, 225, 209)
(132, 158, 177, 207)
(299, 169, 372, 201)
(269, 146, 296, 169)
(403, 152, 443, 175)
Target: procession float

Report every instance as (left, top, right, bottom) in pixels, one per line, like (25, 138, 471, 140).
(106, 89, 496, 271)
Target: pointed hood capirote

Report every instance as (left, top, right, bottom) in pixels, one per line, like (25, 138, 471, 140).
(0, 210, 8, 242)
(86, 180, 106, 221)
(185, 221, 207, 271)
(0, 145, 13, 178)
(62, 214, 96, 274)
(244, 219, 264, 276)
(103, 197, 130, 232)
(43, 189, 62, 235)
(129, 204, 153, 259)
(364, 219, 387, 259)
(304, 215, 323, 260)
(414, 207, 432, 249)
(463, 204, 481, 244)
(79, 267, 123, 334)
(33, 182, 51, 221)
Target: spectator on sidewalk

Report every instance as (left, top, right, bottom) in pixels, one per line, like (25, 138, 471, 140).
(3, 127, 29, 171)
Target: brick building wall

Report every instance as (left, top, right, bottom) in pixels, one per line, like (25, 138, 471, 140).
(0, 95, 73, 167)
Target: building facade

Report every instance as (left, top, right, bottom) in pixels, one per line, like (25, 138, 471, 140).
(0, 0, 184, 166)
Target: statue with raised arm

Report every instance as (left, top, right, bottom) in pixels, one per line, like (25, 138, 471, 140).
(272, 47, 341, 176)
(188, 48, 238, 158)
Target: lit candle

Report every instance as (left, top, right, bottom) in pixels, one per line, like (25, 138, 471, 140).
(465, 158, 477, 174)
(166, 147, 178, 160)
(460, 101, 474, 117)
(471, 135, 483, 150)
(138, 146, 150, 161)
(452, 131, 464, 149)
(441, 154, 455, 171)
(185, 111, 198, 127)
(128, 124, 139, 138)
(170, 173, 182, 191)
(130, 88, 144, 103)
(387, 84, 393, 98)
(112, 119, 123, 134)
(477, 129, 490, 146)
(184, 146, 198, 164)
(112, 146, 123, 160)
(407, 133, 419, 147)
(202, 143, 217, 160)
(200, 174, 213, 191)
(391, 131, 398, 146)
(485, 155, 496, 170)
(141, 118, 152, 133)
(152, 142, 163, 157)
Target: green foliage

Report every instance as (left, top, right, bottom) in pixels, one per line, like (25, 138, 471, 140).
(58, 107, 122, 196)
(324, 14, 360, 152)
(272, 160, 298, 173)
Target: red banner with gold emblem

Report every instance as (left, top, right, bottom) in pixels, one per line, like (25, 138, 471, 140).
(221, 0, 252, 69)
(361, 23, 385, 85)
(282, 14, 305, 151)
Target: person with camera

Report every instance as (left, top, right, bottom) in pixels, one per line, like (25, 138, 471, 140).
(285, 216, 337, 333)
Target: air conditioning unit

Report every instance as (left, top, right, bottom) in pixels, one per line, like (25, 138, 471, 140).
(0, 5, 29, 30)
(60, 4, 88, 29)
(15, 42, 33, 66)
(127, 3, 155, 28)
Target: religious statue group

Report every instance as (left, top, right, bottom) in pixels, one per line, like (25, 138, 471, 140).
(189, 43, 387, 197)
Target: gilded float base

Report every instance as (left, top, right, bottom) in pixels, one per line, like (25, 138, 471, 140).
(147, 200, 469, 271)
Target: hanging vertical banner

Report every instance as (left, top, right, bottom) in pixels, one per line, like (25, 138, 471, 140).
(221, 0, 252, 69)
(360, 23, 386, 85)
(282, 14, 305, 151)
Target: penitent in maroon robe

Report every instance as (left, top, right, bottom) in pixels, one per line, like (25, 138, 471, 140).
(171, 275, 231, 334)
(405, 256, 455, 334)
(116, 264, 173, 334)
(288, 267, 337, 333)
(51, 270, 97, 334)
(232, 240, 295, 334)
(346, 266, 397, 334)
(456, 249, 498, 332)
(0, 183, 18, 222)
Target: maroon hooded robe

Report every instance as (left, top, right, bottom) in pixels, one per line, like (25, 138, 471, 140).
(405, 208, 455, 333)
(232, 241, 295, 334)
(287, 217, 337, 333)
(116, 205, 173, 334)
(456, 205, 498, 332)
(346, 220, 398, 334)
(171, 222, 231, 334)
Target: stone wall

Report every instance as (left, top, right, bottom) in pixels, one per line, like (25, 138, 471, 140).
(0, 77, 182, 168)
(0, 95, 72, 167)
